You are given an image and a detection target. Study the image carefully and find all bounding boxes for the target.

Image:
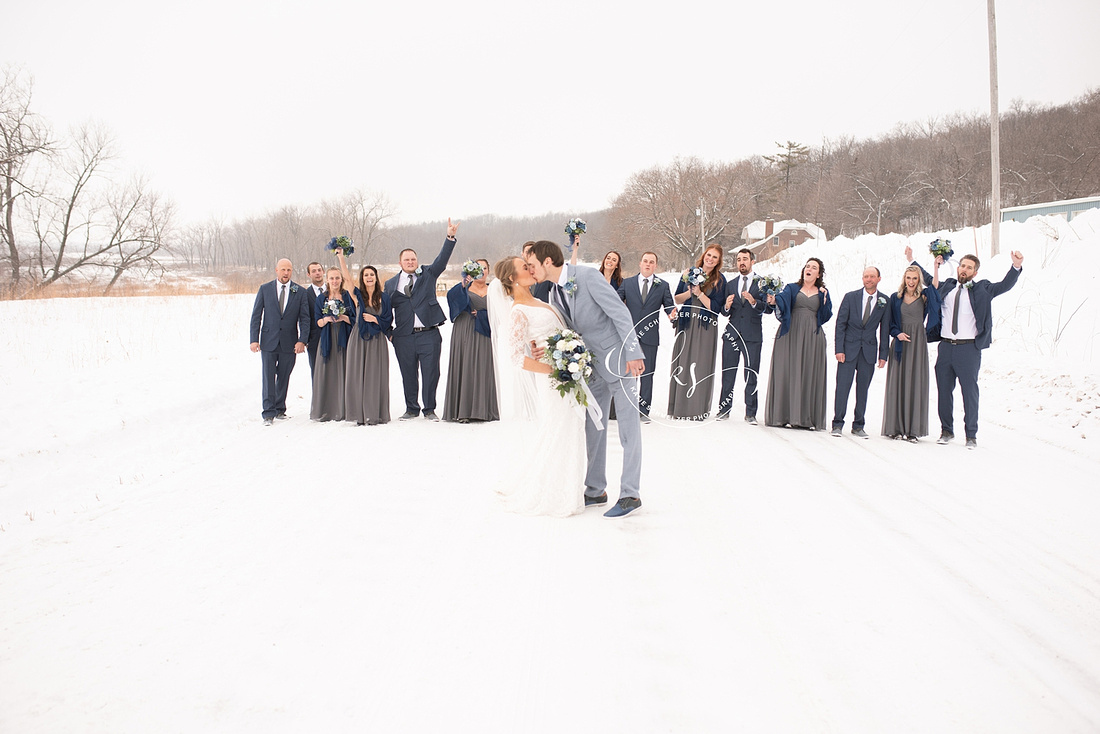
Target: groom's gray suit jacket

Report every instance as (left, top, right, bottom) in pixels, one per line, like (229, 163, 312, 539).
(545, 264, 645, 500)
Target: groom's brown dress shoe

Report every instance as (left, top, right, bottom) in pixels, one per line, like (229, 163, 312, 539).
(584, 492, 608, 507)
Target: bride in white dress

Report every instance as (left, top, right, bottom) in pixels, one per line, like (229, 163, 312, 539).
(487, 256, 586, 517)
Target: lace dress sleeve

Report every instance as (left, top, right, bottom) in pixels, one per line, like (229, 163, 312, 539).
(508, 307, 530, 369)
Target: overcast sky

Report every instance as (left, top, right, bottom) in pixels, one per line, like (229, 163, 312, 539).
(6, 0, 1099, 227)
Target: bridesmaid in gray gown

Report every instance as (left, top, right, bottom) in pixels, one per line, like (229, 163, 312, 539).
(882, 265, 942, 441)
(443, 259, 499, 422)
(764, 258, 833, 430)
(339, 254, 392, 426)
(668, 245, 727, 420)
(310, 266, 356, 422)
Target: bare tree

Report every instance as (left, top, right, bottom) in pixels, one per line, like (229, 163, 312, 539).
(611, 157, 750, 269)
(25, 124, 174, 295)
(0, 68, 54, 295)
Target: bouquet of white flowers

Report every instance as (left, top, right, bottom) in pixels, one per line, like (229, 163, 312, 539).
(682, 266, 707, 287)
(542, 328, 594, 407)
(327, 235, 354, 257)
(759, 274, 784, 296)
(322, 298, 347, 318)
(461, 260, 484, 279)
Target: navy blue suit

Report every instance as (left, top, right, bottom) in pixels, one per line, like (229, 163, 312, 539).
(832, 288, 891, 431)
(303, 283, 325, 374)
(915, 261, 1021, 439)
(249, 279, 311, 420)
(719, 273, 767, 419)
(384, 237, 456, 415)
(618, 274, 675, 416)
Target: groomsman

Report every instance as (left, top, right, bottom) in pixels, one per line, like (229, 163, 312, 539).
(618, 252, 676, 422)
(906, 245, 1023, 448)
(249, 258, 311, 426)
(718, 248, 767, 424)
(385, 219, 459, 421)
(303, 261, 326, 376)
(831, 266, 891, 438)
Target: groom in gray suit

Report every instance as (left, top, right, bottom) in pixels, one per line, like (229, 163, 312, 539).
(526, 240, 646, 518)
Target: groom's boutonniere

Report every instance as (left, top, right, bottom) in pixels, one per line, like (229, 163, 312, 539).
(563, 277, 578, 296)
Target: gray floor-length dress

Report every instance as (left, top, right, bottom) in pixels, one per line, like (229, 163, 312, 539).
(765, 292, 827, 429)
(345, 304, 391, 426)
(881, 297, 930, 438)
(442, 292, 499, 422)
(310, 322, 346, 422)
(668, 308, 721, 420)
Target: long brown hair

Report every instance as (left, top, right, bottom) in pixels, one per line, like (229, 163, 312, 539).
(797, 257, 825, 289)
(696, 246, 724, 293)
(599, 250, 624, 287)
(358, 265, 382, 310)
(494, 257, 523, 297)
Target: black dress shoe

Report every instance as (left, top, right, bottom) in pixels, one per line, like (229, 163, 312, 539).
(399, 411, 419, 420)
(585, 492, 608, 507)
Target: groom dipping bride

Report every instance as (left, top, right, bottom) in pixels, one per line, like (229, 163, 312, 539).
(524, 240, 647, 518)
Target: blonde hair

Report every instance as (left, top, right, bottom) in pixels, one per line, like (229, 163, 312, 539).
(897, 265, 924, 299)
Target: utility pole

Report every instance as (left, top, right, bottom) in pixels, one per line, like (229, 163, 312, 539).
(988, 0, 1001, 256)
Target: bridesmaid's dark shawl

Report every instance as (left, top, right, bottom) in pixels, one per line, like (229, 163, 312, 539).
(673, 275, 726, 332)
(772, 283, 833, 339)
(354, 288, 393, 341)
(317, 290, 357, 360)
(447, 283, 492, 337)
(887, 287, 942, 360)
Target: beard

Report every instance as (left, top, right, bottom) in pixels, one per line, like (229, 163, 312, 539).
(957, 271, 972, 284)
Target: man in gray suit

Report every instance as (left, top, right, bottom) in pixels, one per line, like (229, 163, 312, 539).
(526, 241, 646, 518)
(249, 258, 311, 426)
(831, 266, 891, 438)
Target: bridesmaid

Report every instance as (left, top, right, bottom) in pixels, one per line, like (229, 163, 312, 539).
(882, 264, 942, 441)
(599, 250, 625, 293)
(310, 266, 356, 422)
(668, 245, 727, 420)
(338, 253, 392, 426)
(764, 257, 833, 430)
(443, 259, 499, 423)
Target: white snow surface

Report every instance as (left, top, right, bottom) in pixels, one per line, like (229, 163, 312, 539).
(3, 213, 1100, 732)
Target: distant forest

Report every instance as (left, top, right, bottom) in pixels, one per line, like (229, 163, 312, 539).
(6, 68, 1095, 297)
(181, 89, 1095, 275)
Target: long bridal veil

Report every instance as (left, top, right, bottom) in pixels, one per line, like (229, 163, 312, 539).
(487, 278, 537, 422)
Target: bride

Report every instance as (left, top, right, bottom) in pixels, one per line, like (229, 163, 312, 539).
(487, 256, 586, 517)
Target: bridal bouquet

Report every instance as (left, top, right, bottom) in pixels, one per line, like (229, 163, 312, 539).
(682, 266, 707, 287)
(327, 235, 354, 257)
(461, 260, 484, 279)
(929, 237, 953, 260)
(322, 298, 347, 318)
(543, 328, 594, 407)
(759, 274, 784, 296)
(564, 218, 587, 237)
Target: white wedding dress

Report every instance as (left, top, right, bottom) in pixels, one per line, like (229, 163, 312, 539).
(491, 297, 586, 517)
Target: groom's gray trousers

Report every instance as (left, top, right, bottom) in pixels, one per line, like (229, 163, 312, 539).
(585, 375, 642, 500)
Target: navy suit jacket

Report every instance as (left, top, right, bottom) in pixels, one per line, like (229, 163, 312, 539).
(384, 237, 457, 337)
(914, 261, 1021, 349)
(720, 274, 767, 343)
(834, 288, 891, 363)
(618, 274, 675, 347)
(303, 284, 326, 350)
(250, 280, 311, 353)
(772, 283, 833, 339)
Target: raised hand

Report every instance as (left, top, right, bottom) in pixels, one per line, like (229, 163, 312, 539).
(724, 294, 735, 310)
(1011, 250, 1024, 268)
(905, 245, 913, 262)
(447, 218, 460, 238)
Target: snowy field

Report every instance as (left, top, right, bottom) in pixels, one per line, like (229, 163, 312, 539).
(3, 212, 1100, 732)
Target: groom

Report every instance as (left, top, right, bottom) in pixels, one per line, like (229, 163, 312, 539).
(525, 240, 646, 518)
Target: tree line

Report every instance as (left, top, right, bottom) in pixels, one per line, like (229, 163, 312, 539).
(3, 61, 1096, 297)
